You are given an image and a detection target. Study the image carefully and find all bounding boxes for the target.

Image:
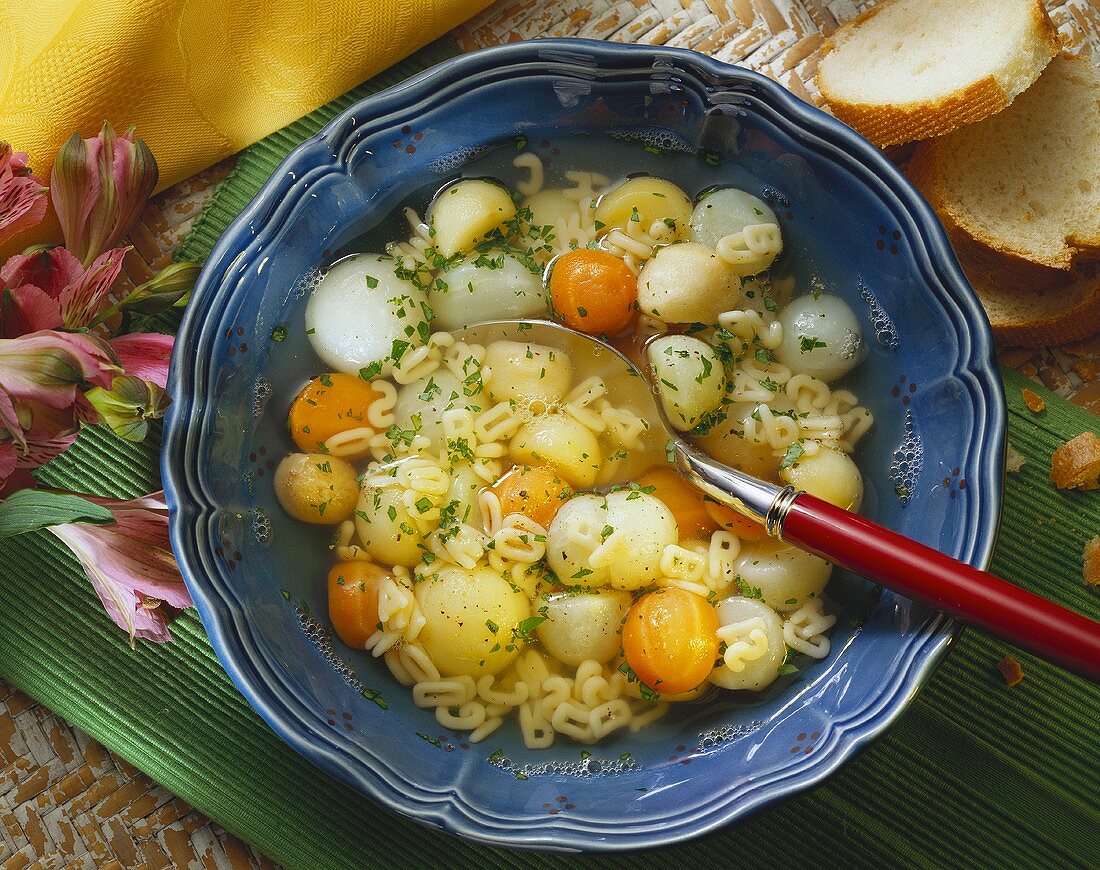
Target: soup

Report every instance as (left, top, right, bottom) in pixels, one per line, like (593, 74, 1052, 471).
(272, 146, 873, 748)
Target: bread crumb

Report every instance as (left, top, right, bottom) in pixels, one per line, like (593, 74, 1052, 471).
(1020, 388, 1045, 413)
(1085, 536, 1100, 587)
(997, 655, 1024, 687)
(1005, 444, 1026, 473)
(1050, 432, 1100, 490)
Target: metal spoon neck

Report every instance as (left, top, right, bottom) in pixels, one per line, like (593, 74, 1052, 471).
(670, 439, 793, 535)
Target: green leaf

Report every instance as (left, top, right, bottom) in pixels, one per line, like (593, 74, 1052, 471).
(0, 490, 114, 539)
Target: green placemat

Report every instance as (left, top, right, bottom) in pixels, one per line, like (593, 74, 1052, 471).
(3, 43, 1100, 868)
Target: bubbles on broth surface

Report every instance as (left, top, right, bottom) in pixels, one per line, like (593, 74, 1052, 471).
(608, 126, 695, 154)
(292, 267, 324, 300)
(251, 507, 272, 546)
(859, 278, 899, 351)
(488, 750, 643, 779)
(296, 606, 374, 696)
(252, 375, 272, 420)
(889, 410, 922, 505)
(760, 186, 790, 208)
(697, 720, 766, 750)
(428, 144, 491, 174)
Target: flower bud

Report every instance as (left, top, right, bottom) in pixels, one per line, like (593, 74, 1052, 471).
(85, 375, 170, 442)
(51, 122, 158, 266)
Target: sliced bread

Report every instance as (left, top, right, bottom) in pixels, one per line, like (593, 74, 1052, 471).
(907, 55, 1100, 272)
(817, 0, 1059, 147)
(961, 257, 1100, 348)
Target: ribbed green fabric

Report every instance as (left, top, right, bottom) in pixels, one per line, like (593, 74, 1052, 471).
(1, 44, 1098, 867)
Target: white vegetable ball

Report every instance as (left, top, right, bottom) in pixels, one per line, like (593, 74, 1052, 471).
(354, 485, 425, 567)
(510, 413, 601, 488)
(733, 538, 832, 611)
(536, 589, 632, 666)
(484, 340, 573, 408)
(305, 254, 429, 377)
(597, 490, 678, 591)
(689, 187, 779, 248)
(775, 293, 866, 383)
(393, 370, 485, 455)
(416, 566, 531, 677)
(646, 335, 726, 431)
(545, 494, 612, 587)
(708, 596, 785, 691)
(637, 242, 741, 325)
(428, 179, 517, 258)
(273, 453, 358, 524)
(782, 446, 864, 511)
(429, 254, 547, 330)
(696, 402, 781, 481)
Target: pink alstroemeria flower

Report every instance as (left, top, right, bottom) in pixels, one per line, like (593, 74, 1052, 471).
(51, 122, 157, 267)
(0, 391, 98, 494)
(0, 330, 118, 477)
(0, 330, 117, 414)
(0, 245, 129, 336)
(0, 143, 48, 247)
(46, 491, 192, 644)
(109, 332, 173, 389)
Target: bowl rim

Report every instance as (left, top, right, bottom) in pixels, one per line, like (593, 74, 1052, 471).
(163, 37, 1005, 852)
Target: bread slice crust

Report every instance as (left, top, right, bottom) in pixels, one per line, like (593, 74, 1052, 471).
(960, 259, 1100, 348)
(817, 0, 1059, 147)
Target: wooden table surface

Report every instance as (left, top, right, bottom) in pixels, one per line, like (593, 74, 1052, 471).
(1, 1, 1096, 867)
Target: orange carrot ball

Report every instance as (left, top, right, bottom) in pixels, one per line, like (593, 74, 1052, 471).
(288, 372, 381, 454)
(549, 249, 638, 335)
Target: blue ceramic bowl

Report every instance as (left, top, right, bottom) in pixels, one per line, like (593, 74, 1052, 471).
(163, 39, 1005, 851)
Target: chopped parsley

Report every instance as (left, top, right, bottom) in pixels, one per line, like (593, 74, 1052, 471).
(779, 442, 805, 471)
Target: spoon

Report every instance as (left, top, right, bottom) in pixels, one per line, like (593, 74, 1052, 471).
(458, 319, 1100, 681)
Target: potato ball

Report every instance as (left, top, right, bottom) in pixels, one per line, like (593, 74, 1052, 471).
(273, 453, 358, 524)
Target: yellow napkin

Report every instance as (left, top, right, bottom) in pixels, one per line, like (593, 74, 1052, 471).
(0, 0, 490, 256)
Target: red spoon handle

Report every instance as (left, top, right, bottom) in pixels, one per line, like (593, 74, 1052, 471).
(782, 493, 1100, 681)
